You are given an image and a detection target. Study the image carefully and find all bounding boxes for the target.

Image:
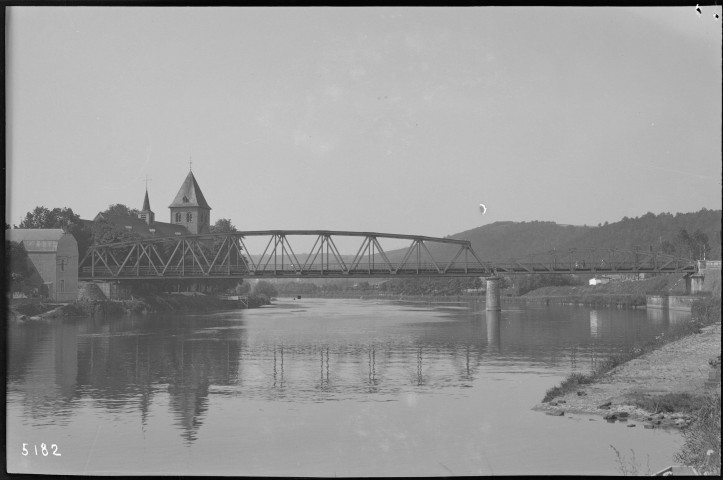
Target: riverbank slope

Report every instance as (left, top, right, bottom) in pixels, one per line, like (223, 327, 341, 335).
(534, 310, 721, 428)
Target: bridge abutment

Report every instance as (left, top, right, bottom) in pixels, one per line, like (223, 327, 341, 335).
(485, 276, 501, 311)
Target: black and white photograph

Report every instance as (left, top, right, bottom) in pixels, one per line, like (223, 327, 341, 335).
(5, 5, 722, 476)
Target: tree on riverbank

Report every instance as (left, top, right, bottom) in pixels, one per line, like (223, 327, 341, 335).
(100, 204, 140, 217)
(514, 274, 583, 296)
(375, 277, 483, 295)
(17, 206, 92, 259)
(210, 218, 238, 234)
(672, 228, 711, 260)
(253, 280, 278, 298)
(6, 240, 30, 291)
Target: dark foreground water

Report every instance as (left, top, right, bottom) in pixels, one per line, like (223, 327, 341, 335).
(6, 298, 691, 476)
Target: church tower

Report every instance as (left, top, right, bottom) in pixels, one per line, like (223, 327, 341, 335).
(169, 170, 211, 234)
(138, 189, 155, 225)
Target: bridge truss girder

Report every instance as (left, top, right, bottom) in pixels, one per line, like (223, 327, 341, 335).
(78, 231, 696, 281)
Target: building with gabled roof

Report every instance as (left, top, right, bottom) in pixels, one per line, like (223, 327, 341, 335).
(6, 228, 79, 301)
(168, 171, 212, 234)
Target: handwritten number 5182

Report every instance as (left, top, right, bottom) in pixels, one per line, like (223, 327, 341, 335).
(21, 443, 61, 456)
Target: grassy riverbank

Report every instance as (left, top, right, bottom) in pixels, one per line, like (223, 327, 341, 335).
(542, 297, 720, 403)
(522, 273, 688, 308)
(539, 296, 721, 475)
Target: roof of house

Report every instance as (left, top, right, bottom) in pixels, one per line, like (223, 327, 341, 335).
(168, 171, 211, 210)
(6, 228, 76, 252)
(85, 215, 190, 238)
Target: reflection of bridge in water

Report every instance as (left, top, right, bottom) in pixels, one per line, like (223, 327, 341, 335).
(79, 230, 697, 280)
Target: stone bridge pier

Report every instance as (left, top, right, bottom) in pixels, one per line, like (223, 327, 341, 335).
(485, 276, 501, 311)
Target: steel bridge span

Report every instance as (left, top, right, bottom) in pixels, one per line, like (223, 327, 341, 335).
(78, 230, 697, 281)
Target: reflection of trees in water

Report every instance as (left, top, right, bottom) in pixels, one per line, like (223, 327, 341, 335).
(7, 321, 54, 381)
(73, 317, 245, 443)
(7, 320, 85, 424)
(167, 351, 210, 445)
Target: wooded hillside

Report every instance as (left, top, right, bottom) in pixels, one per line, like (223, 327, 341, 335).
(398, 208, 722, 262)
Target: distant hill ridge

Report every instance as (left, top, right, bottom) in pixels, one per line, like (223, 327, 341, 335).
(443, 209, 721, 262)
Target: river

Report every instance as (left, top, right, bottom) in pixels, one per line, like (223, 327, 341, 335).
(6, 298, 691, 476)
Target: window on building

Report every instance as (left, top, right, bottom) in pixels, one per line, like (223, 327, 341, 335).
(175, 212, 181, 222)
(60, 280, 65, 293)
(183, 196, 189, 203)
(187, 212, 193, 222)
(59, 259, 65, 272)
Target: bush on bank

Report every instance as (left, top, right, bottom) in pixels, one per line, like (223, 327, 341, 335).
(674, 392, 721, 476)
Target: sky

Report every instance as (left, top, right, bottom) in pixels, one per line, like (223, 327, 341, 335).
(6, 6, 722, 242)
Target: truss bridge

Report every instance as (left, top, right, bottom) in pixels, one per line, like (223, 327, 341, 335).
(77, 230, 697, 281)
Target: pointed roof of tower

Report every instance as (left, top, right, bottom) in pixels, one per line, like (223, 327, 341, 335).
(169, 171, 211, 210)
(142, 189, 152, 212)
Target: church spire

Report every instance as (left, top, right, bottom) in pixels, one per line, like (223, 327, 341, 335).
(139, 187, 155, 225)
(142, 189, 152, 212)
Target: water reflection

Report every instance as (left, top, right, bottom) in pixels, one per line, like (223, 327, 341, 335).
(7, 300, 689, 450)
(368, 346, 377, 391)
(590, 310, 600, 337)
(486, 310, 501, 348)
(669, 309, 692, 325)
(646, 307, 691, 327)
(272, 345, 284, 390)
(647, 307, 669, 326)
